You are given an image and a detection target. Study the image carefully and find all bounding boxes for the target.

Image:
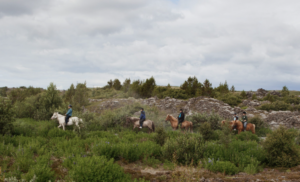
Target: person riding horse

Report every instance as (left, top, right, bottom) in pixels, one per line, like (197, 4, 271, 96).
(242, 111, 248, 131)
(233, 113, 238, 130)
(139, 108, 146, 129)
(178, 109, 185, 127)
(65, 105, 73, 124)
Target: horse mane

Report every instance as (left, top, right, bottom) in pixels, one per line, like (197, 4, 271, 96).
(167, 114, 177, 122)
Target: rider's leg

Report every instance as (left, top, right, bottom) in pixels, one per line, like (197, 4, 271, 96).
(139, 119, 143, 128)
(65, 116, 69, 124)
(244, 122, 247, 131)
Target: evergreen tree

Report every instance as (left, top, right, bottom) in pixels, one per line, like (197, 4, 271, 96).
(180, 76, 202, 97)
(107, 80, 113, 88)
(73, 82, 89, 110)
(113, 79, 122, 90)
(140, 77, 156, 98)
(129, 80, 142, 98)
(43, 83, 62, 112)
(202, 79, 214, 97)
(230, 85, 235, 92)
(64, 84, 75, 103)
(240, 90, 247, 99)
(215, 81, 229, 94)
(281, 86, 290, 97)
(122, 78, 131, 93)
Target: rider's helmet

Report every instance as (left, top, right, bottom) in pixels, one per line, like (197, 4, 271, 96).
(243, 111, 246, 114)
(69, 104, 72, 107)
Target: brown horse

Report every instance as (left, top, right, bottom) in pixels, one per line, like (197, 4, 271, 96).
(222, 120, 255, 134)
(232, 120, 255, 134)
(165, 114, 193, 132)
(126, 117, 155, 133)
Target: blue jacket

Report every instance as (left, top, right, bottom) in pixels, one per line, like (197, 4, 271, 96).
(140, 111, 146, 120)
(66, 108, 73, 116)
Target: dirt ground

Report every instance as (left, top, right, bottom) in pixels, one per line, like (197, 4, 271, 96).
(118, 161, 300, 182)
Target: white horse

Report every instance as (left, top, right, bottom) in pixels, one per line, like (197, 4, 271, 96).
(50, 112, 83, 131)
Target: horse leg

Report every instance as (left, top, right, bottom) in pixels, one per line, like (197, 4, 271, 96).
(63, 124, 65, 131)
(58, 124, 62, 129)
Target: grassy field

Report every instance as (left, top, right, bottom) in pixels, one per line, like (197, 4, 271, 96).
(1, 116, 299, 182)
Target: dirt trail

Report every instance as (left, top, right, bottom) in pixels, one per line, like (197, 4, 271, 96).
(118, 161, 300, 182)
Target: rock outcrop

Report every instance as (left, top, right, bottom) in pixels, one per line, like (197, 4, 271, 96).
(87, 96, 300, 129)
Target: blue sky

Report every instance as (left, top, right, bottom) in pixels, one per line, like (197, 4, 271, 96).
(0, 0, 300, 91)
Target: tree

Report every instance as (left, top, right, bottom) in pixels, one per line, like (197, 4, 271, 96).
(0, 99, 15, 135)
(43, 83, 63, 112)
(129, 80, 142, 98)
(202, 79, 214, 97)
(240, 90, 247, 99)
(252, 94, 257, 100)
(230, 85, 235, 92)
(107, 80, 113, 88)
(215, 81, 229, 94)
(282, 86, 290, 97)
(140, 77, 156, 98)
(64, 84, 75, 103)
(122, 78, 131, 93)
(73, 82, 89, 110)
(180, 76, 202, 97)
(113, 79, 122, 90)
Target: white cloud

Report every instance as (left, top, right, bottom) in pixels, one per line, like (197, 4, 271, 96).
(0, 0, 300, 90)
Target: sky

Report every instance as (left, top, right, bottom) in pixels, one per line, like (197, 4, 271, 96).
(0, 0, 300, 90)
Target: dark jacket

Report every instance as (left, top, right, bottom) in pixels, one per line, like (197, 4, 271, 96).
(140, 111, 146, 120)
(242, 115, 248, 122)
(178, 112, 185, 122)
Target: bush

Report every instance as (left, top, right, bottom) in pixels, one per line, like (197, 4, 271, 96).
(240, 90, 247, 99)
(187, 112, 222, 130)
(0, 99, 15, 135)
(235, 132, 259, 142)
(25, 156, 55, 182)
(199, 122, 214, 141)
(248, 116, 271, 137)
(219, 93, 242, 107)
(244, 158, 261, 174)
(259, 101, 290, 111)
(205, 160, 238, 175)
(263, 126, 300, 167)
(162, 133, 204, 165)
(153, 127, 167, 146)
(66, 155, 131, 182)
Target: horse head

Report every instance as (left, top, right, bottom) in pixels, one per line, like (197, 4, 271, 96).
(51, 112, 59, 120)
(165, 114, 171, 122)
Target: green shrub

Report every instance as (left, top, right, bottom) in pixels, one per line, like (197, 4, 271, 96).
(240, 90, 247, 99)
(244, 158, 261, 174)
(252, 94, 257, 100)
(47, 128, 76, 139)
(263, 93, 274, 102)
(92, 141, 161, 162)
(235, 132, 259, 142)
(248, 116, 271, 137)
(199, 122, 214, 141)
(219, 93, 242, 107)
(259, 101, 290, 111)
(25, 155, 55, 182)
(205, 160, 238, 175)
(153, 127, 167, 146)
(66, 155, 131, 182)
(143, 156, 161, 168)
(162, 133, 204, 165)
(0, 99, 15, 135)
(187, 112, 222, 130)
(264, 126, 300, 167)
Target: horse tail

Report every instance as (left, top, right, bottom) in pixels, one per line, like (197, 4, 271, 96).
(152, 122, 155, 132)
(253, 124, 256, 134)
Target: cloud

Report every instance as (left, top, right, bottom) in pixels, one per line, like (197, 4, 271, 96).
(0, 0, 300, 91)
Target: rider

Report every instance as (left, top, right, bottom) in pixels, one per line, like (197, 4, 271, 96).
(65, 104, 73, 125)
(178, 109, 185, 128)
(139, 108, 146, 129)
(242, 111, 247, 131)
(233, 113, 238, 130)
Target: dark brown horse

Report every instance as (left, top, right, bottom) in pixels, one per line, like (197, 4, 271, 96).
(222, 120, 255, 134)
(126, 117, 155, 133)
(165, 114, 193, 132)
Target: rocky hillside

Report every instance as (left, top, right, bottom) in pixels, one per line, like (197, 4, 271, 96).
(87, 96, 300, 129)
